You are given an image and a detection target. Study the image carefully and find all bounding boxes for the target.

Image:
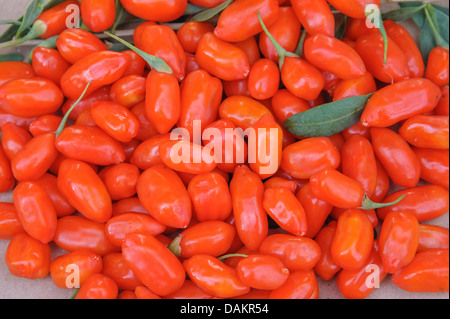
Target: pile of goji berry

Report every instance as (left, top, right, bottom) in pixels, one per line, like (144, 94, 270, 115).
(0, 0, 448, 300)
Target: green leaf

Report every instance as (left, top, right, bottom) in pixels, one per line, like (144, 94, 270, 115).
(420, 14, 436, 64)
(0, 23, 20, 43)
(381, 4, 426, 22)
(109, 0, 130, 34)
(359, 195, 406, 210)
(43, 0, 67, 10)
(398, 2, 426, 27)
(15, 0, 46, 40)
(420, 5, 449, 63)
(334, 15, 347, 40)
(0, 53, 24, 62)
(431, 4, 449, 17)
(104, 31, 173, 74)
(283, 94, 374, 138)
(294, 29, 307, 57)
(191, 0, 233, 22)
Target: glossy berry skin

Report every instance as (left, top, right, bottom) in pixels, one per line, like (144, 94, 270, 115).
(56, 28, 108, 64)
(91, 100, 140, 143)
(426, 47, 449, 87)
(136, 164, 192, 229)
(327, 0, 380, 19)
(196, 32, 250, 81)
(259, 6, 302, 63)
(102, 252, 143, 291)
(413, 147, 449, 189)
(331, 209, 374, 270)
(49, 250, 103, 289)
(214, 0, 280, 43)
(57, 159, 112, 223)
(341, 134, 378, 197)
(105, 213, 166, 247)
(0, 203, 24, 240)
(110, 75, 146, 108)
(269, 269, 318, 299)
(361, 78, 442, 128)
(81, 0, 116, 33)
(13, 181, 57, 244)
(336, 241, 387, 299)
(377, 185, 449, 223)
(281, 137, 340, 180)
(356, 32, 410, 83)
(259, 234, 321, 272)
(398, 115, 449, 150)
(183, 254, 250, 298)
(177, 21, 215, 54)
(145, 70, 181, 135)
(10, 132, 57, 182)
(384, 20, 425, 78)
(141, 25, 186, 82)
(417, 224, 449, 253)
(119, 0, 187, 22)
(178, 69, 223, 137)
(229, 165, 268, 251)
(391, 249, 449, 293)
(60, 51, 129, 100)
(248, 58, 280, 101)
(370, 127, 421, 188)
(291, 0, 335, 37)
(263, 187, 308, 237)
(314, 221, 341, 281)
(304, 34, 367, 80)
(31, 47, 71, 84)
(53, 216, 120, 256)
(35, 0, 80, 39)
(5, 232, 51, 279)
(310, 170, 365, 209)
(174, 220, 236, 258)
(55, 125, 126, 166)
(0, 61, 35, 87)
(378, 211, 420, 274)
(281, 57, 325, 102)
(237, 255, 290, 290)
(75, 274, 119, 299)
(122, 233, 186, 296)
(0, 78, 64, 118)
(187, 172, 232, 222)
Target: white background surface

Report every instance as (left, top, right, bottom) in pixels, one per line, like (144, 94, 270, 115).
(0, 0, 448, 299)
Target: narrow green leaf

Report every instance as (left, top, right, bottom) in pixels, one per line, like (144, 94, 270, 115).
(183, 3, 207, 16)
(431, 4, 449, 18)
(420, 13, 437, 64)
(0, 23, 20, 43)
(15, 0, 46, 39)
(1, 20, 47, 49)
(335, 15, 347, 40)
(359, 195, 406, 210)
(381, 4, 427, 22)
(430, 6, 449, 45)
(399, 2, 426, 27)
(0, 20, 22, 26)
(109, 0, 130, 34)
(104, 31, 173, 74)
(55, 81, 93, 137)
(283, 94, 374, 138)
(191, 0, 233, 22)
(0, 53, 24, 62)
(218, 254, 249, 261)
(294, 29, 307, 57)
(257, 11, 297, 69)
(43, 0, 67, 10)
